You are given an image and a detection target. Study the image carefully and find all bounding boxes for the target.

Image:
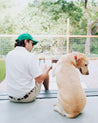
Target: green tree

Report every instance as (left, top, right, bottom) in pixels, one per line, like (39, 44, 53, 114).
(39, 0, 83, 34)
(0, 0, 97, 56)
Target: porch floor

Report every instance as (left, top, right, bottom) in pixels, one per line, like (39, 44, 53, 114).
(0, 95, 98, 123)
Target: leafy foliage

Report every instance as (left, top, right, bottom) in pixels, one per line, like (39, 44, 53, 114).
(0, 0, 98, 56)
(0, 60, 6, 82)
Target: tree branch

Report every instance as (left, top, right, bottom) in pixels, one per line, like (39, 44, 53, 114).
(85, 0, 87, 9)
(91, 17, 98, 26)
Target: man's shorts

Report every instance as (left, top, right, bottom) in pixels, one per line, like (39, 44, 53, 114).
(9, 82, 41, 103)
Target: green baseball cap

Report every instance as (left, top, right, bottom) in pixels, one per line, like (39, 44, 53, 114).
(17, 33, 38, 45)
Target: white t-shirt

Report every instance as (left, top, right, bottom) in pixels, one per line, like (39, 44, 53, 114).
(6, 46, 42, 98)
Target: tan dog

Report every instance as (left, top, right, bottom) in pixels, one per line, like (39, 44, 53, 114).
(52, 52, 89, 118)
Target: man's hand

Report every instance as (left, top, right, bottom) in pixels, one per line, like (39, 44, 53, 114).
(35, 64, 52, 84)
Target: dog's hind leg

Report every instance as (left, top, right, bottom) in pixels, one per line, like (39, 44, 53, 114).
(54, 104, 73, 118)
(54, 104, 65, 116)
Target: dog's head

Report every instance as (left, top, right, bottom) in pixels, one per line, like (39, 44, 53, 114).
(73, 52, 89, 75)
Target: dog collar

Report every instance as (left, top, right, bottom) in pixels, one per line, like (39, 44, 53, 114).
(74, 56, 77, 61)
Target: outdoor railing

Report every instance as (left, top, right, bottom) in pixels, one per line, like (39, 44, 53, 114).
(0, 34, 98, 60)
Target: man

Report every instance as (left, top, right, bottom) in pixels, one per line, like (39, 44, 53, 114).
(6, 33, 52, 102)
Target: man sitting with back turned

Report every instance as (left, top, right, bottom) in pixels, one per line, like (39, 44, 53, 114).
(6, 33, 52, 102)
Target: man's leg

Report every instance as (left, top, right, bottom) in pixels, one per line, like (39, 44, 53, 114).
(9, 82, 41, 103)
(43, 74, 49, 90)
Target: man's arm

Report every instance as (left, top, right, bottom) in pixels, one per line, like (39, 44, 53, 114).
(35, 65, 52, 84)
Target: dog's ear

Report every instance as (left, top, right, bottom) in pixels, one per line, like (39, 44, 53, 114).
(76, 57, 84, 68)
